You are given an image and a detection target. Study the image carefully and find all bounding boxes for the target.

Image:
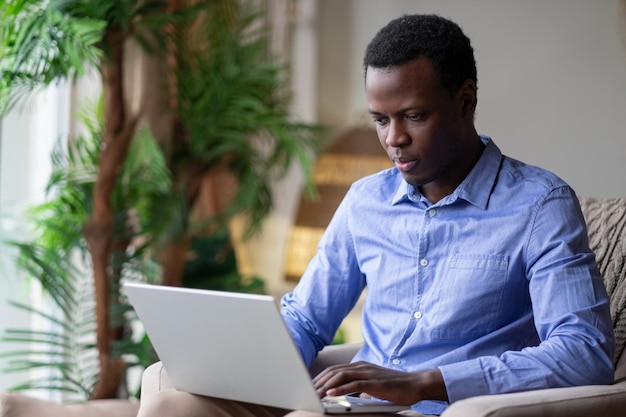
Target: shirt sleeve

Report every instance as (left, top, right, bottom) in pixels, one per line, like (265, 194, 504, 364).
(439, 186, 615, 402)
(280, 189, 366, 367)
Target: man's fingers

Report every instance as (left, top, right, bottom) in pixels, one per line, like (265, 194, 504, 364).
(313, 362, 371, 397)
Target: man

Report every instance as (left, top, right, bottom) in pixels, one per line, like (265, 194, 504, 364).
(137, 14, 614, 417)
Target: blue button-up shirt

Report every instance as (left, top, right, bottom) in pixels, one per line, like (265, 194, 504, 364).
(280, 136, 614, 414)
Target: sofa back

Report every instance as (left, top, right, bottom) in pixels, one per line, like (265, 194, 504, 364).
(578, 197, 626, 374)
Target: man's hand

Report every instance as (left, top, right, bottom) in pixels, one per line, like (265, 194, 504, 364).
(312, 361, 448, 406)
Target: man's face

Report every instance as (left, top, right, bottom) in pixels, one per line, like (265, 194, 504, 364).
(366, 57, 475, 195)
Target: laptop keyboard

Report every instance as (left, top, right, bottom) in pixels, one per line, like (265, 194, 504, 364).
(322, 396, 353, 411)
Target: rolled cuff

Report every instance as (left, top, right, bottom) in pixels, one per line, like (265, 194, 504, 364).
(439, 359, 489, 403)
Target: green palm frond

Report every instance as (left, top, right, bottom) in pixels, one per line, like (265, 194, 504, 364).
(0, 0, 106, 113)
(9, 244, 78, 318)
(0, 0, 187, 112)
(0, 271, 99, 399)
(0, 100, 168, 398)
(2, 0, 324, 400)
(175, 0, 326, 237)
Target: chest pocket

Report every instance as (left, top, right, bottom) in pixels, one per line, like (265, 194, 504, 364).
(431, 254, 509, 340)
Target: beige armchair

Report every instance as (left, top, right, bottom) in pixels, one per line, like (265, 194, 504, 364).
(141, 197, 626, 416)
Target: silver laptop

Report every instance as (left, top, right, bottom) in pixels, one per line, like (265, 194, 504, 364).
(124, 283, 408, 414)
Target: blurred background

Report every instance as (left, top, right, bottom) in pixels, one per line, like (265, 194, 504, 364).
(1, 0, 625, 396)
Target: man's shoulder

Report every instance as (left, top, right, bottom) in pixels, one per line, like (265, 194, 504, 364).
(499, 155, 569, 193)
(349, 167, 404, 199)
(479, 137, 571, 199)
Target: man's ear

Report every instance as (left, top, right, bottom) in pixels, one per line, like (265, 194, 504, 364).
(457, 80, 478, 119)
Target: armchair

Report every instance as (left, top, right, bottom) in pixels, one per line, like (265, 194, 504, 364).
(141, 196, 626, 416)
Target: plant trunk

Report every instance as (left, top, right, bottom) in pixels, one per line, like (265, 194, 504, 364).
(155, 0, 190, 287)
(158, 236, 191, 287)
(84, 27, 138, 400)
(157, 151, 205, 287)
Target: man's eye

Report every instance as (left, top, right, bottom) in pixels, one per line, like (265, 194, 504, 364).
(373, 118, 388, 126)
(406, 114, 423, 121)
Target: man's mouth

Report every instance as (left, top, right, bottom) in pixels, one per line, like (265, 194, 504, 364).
(394, 158, 418, 172)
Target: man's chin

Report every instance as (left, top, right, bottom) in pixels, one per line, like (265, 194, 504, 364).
(402, 174, 431, 188)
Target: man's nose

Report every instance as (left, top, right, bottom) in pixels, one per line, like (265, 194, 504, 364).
(386, 120, 410, 147)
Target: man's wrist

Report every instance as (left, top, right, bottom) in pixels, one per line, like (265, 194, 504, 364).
(415, 369, 449, 402)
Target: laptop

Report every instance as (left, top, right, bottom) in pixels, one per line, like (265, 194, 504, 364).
(124, 282, 408, 414)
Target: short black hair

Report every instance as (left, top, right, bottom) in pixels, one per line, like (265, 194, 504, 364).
(363, 14, 477, 95)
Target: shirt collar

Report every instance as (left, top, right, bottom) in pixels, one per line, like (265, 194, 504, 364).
(391, 135, 502, 209)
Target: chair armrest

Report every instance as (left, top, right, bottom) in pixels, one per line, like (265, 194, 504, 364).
(0, 392, 138, 417)
(308, 342, 363, 378)
(140, 361, 175, 402)
(441, 379, 626, 417)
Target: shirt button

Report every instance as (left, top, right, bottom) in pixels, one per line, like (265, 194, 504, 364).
(428, 208, 437, 217)
(392, 358, 401, 365)
(420, 258, 428, 267)
(413, 311, 422, 319)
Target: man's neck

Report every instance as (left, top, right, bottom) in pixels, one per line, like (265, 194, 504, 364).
(419, 132, 485, 203)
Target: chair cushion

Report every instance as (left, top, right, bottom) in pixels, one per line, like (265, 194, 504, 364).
(441, 379, 626, 417)
(579, 197, 626, 365)
(0, 392, 138, 417)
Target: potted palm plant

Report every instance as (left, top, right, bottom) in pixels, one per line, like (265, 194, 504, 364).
(0, 0, 323, 401)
